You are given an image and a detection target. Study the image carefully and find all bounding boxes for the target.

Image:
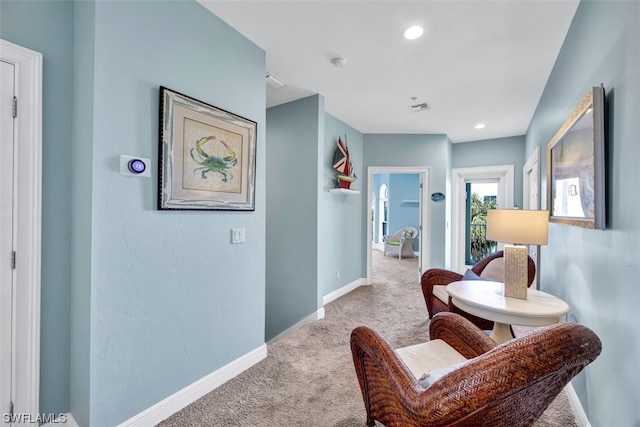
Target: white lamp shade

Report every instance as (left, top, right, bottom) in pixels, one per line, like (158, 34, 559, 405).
(486, 209, 549, 245)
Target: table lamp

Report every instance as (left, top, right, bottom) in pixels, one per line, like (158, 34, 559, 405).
(486, 209, 549, 299)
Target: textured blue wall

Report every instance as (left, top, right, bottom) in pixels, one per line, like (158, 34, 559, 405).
(363, 134, 450, 268)
(265, 95, 321, 340)
(87, 2, 266, 425)
(388, 174, 420, 252)
(0, 0, 74, 417)
(4, 1, 267, 425)
(452, 135, 526, 207)
(319, 114, 364, 299)
(525, 1, 639, 425)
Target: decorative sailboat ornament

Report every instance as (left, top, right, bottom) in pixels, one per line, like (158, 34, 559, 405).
(332, 135, 356, 189)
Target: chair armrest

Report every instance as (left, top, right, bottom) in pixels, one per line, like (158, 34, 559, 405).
(351, 326, 422, 396)
(420, 269, 463, 316)
(429, 312, 496, 358)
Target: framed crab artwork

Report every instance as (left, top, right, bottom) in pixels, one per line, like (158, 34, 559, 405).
(158, 86, 257, 210)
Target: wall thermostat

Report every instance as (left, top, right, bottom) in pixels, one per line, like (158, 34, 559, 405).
(120, 155, 151, 177)
(128, 159, 147, 174)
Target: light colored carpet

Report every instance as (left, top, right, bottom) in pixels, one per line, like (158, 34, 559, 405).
(158, 251, 578, 426)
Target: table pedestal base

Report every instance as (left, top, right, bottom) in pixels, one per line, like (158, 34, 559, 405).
(490, 322, 514, 344)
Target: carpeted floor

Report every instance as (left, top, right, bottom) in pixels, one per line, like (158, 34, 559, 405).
(158, 251, 578, 426)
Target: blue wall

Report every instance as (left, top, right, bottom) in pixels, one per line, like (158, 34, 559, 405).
(319, 114, 364, 300)
(388, 174, 420, 252)
(88, 2, 266, 425)
(525, 1, 639, 425)
(1, 0, 75, 417)
(265, 95, 322, 341)
(363, 134, 450, 269)
(453, 135, 526, 207)
(3, 1, 267, 425)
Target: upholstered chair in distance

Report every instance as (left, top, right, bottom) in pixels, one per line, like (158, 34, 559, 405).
(421, 251, 536, 330)
(350, 312, 602, 427)
(383, 226, 418, 259)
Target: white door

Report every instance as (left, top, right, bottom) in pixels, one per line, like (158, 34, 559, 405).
(0, 59, 15, 419)
(0, 39, 42, 421)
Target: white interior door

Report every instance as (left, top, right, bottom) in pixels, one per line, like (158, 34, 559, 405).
(0, 59, 15, 418)
(0, 38, 42, 421)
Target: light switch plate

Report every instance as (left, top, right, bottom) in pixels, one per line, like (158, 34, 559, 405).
(231, 228, 246, 244)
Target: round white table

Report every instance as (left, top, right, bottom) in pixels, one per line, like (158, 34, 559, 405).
(446, 280, 570, 344)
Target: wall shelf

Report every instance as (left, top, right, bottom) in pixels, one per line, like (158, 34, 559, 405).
(402, 199, 419, 203)
(329, 188, 360, 195)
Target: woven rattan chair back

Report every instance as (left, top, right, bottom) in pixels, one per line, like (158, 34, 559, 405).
(351, 312, 602, 427)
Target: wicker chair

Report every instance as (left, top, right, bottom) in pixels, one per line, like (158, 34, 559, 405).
(421, 250, 536, 330)
(350, 312, 602, 427)
(383, 226, 418, 259)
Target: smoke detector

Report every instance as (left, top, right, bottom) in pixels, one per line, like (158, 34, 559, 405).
(330, 57, 347, 68)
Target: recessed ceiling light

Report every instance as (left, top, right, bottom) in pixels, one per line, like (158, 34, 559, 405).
(475, 123, 486, 129)
(403, 25, 424, 40)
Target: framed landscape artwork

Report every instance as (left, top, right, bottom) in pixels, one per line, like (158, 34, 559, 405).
(546, 85, 605, 229)
(158, 86, 257, 211)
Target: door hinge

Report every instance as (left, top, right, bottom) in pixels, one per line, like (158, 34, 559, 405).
(9, 401, 14, 417)
(11, 251, 16, 269)
(420, 183, 423, 189)
(12, 97, 17, 118)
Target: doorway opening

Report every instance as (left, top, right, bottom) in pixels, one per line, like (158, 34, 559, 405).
(366, 167, 430, 284)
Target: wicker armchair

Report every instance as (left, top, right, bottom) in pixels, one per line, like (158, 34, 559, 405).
(350, 312, 602, 427)
(383, 227, 418, 259)
(421, 250, 536, 330)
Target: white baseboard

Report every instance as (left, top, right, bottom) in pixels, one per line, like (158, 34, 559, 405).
(42, 413, 78, 427)
(117, 344, 267, 427)
(323, 278, 367, 306)
(564, 383, 591, 427)
(267, 308, 325, 345)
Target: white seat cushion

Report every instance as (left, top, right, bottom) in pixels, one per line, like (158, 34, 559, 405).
(395, 339, 468, 379)
(432, 285, 449, 304)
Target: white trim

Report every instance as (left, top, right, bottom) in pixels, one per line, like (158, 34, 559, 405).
(323, 278, 367, 306)
(451, 165, 514, 273)
(522, 146, 540, 210)
(564, 383, 591, 427)
(366, 167, 430, 284)
(0, 38, 43, 420)
(523, 147, 541, 288)
(117, 344, 268, 427)
(267, 308, 325, 345)
(41, 413, 79, 427)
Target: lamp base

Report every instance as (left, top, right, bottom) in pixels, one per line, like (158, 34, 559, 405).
(504, 244, 528, 299)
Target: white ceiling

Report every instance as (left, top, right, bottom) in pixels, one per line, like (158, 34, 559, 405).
(199, 0, 579, 143)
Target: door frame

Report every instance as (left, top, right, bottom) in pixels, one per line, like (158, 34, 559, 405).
(451, 165, 514, 273)
(1, 39, 42, 419)
(366, 166, 430, 283)
(523, 147, 541, 288)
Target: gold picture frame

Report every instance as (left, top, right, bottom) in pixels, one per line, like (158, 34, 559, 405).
(158, 86, 257, 210)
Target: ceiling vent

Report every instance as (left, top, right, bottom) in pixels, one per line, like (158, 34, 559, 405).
(410, 102, 430, 112)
